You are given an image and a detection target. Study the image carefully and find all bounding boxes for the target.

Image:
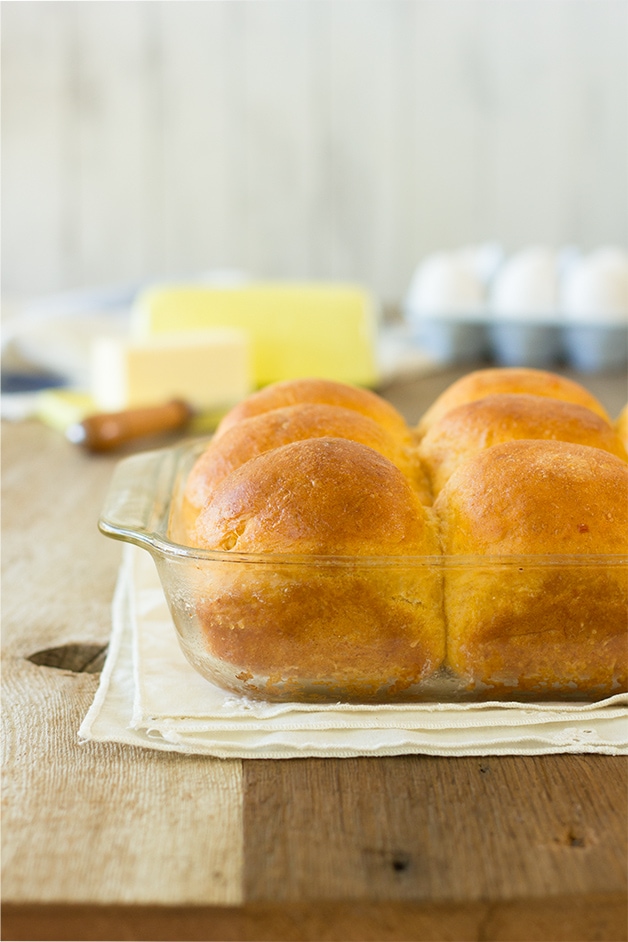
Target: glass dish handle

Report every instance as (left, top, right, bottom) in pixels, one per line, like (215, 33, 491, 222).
(98, 448, 174, 548)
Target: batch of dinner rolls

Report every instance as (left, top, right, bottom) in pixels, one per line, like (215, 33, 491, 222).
(170, 368, 628, 703)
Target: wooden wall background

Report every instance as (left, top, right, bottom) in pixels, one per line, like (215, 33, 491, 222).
(2, 0, 627, 304)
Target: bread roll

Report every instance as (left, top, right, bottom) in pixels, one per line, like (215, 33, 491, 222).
(175, 403, 430, 541)
(435, 440, 628, 697)
(214, 377, 410, 440)
(417, 367, 611, 437)
(188, 438, 444, 700)
(420, 393, 628, 496)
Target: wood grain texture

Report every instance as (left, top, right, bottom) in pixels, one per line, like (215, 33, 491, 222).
(242, 755, 627, 903)
(2, 422, 243, 908)
(73, 2, 153, 284)
(1, 2, 76, 292)
(2, 371, 627, 942)
(2, 660, 243, 906)
(2, 896, 626, 942)
(27, 642, 108, 673)
(2, 1, 626, 298)
(1, 422, 121, 659)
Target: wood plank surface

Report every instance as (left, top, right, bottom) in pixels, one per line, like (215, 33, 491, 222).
(2, 367, 627, 942)
(2, 662, 243, 907)
(73, 2, 152, 285)
(1, 422, 244, 909)
(243, 755, 627, 904)
(2, 895, 626, 942)
(3, 2, 627, 299)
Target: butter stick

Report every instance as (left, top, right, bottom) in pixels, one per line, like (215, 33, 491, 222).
(130, 283, 380, 388)
(90, 328, 252, 412)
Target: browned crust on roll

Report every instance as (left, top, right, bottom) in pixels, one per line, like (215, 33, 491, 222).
(435, 439, 628, 555)
(416, 367, 612, 437)
(176, 403, 430, 542)
(167, 374, 625, 702)
(193, 437, 438, 556)
(189, 438, 445, 697)
(420, 393, 628, 496)
(214, 377, 410, 440)
(434, 440, 628, 695)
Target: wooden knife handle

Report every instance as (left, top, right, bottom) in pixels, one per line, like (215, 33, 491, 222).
(67, 400, 193, 452)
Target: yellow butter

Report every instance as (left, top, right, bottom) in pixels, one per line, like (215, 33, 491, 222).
(35, 389, 97, 431)
(90, 328, 252, 412)
(130, 283, 379, 387)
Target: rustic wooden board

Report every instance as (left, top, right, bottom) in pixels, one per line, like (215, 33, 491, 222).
(2, 422, 244, 909)
(2, 663, 243, 908)
(2, 895, 627, 942)
(242, 755, 627, 904)
(2, 370, 627, 941)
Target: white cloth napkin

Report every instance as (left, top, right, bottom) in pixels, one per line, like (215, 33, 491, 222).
(79, 546, 628, 758)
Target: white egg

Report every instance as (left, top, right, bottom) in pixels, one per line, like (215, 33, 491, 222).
(490, 246, 559, 322)
(561, 247, 628, 324)
(405, 252, 484, 321)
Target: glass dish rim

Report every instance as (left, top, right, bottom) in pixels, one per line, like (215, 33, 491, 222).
(99, 439, 628, 568)
(98, 519, 628, 569)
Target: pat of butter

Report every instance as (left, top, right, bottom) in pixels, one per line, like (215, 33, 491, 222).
(130, 283, 379, 387)
(90, 328, 252, 412)
(36, 389, 97, 431)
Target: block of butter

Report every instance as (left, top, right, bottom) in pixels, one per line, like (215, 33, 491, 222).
(90, 327, 252, 412)
(35, 389, 97, 431)
(130, 283, 379, 387)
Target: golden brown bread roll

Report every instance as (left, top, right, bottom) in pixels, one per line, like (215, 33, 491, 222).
(187, 437, 444, 700)
(175, 403, 430, 542)
(167, 371, 624, 702)
(420, 393, 628, 496)
(416, 367, 611, 437)
(434, 440, 628, 697)
(214, 377, 411, 440)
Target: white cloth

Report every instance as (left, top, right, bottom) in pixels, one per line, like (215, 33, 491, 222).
(79, 546, 628, 758)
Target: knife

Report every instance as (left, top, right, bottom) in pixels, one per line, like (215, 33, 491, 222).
(66, 399, 194, 452)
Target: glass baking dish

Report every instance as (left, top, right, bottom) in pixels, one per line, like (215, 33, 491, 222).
(99, 441, 628, 704)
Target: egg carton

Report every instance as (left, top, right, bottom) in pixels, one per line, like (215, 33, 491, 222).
(404, 245, 628, 372)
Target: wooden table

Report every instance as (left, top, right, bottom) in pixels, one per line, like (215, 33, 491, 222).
(3, 366, 627, 942)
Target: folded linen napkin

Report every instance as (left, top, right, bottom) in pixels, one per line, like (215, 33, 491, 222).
(79, 546, 628, 758)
